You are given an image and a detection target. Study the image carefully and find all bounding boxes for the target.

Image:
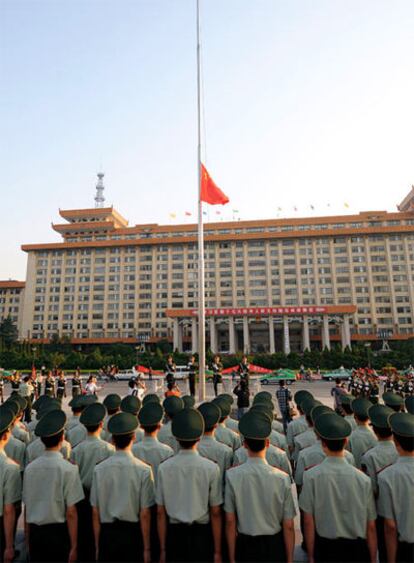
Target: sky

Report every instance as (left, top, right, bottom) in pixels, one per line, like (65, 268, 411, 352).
(1, 0, 414, 280)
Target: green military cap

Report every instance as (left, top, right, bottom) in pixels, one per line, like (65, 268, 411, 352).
(368, 404, 394, 429)
(172, 408, 204, 440)
(32, 395, 50, 411)
(351, 397, 372, 418)
(80, 403, 106, 426)
(310, 404, 333, 423)
(35, 409, 67, 438)
(120, 395, 141, 415)
(314, 412, 352, 440)
(68, 395, 84, 409)
(10, 394, 27, 411)
(217, 393, 234, 405)
(405, 396, 414, 415)
(163, 396, 184, 417)
(198, 402, 221, 428)
(302, 398, 322, 417)
(143, 394, 161, 405)
(103, 394, 121, 411)
(382, 392, 404, 409)
(253, 398, 275, 411)
(239, 410, 272, 440)
(254, 391, 273, 403)
(340, 394, 354, 406)
(82, 394, 98, 407)
(138, 403, 164, 426)
(0, 407, 15, 434)
(250, 403, 273, 421)
(294, 390, 313, 405)
(212, 397, 231, 417)
(108, 412, 138, 435)
(182, 395, 196, 409)
(3, 399, 19, 418)
(389, 412, 414, 437)
(38, 399, 61, 417)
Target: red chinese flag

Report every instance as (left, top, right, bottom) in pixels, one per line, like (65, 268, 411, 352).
(200, 163, 229, 205)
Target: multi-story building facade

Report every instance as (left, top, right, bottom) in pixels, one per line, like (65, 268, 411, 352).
(12, 180, 414, 353)
(0, 281, 25, 329)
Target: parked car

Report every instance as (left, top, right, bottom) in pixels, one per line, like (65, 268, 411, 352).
(260, 369, 297, 385)
(322, 368, 352, 381)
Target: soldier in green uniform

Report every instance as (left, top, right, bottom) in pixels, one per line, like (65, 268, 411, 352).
(67, 395, 98, 448)
(9, 396, 30, 445)
(340, 394, 357, 431)
(158, 396, 184, 453)
(348, 397, 378, 468)
(132, 402, 174, 562)
(253, 393, 285, 435)
(291, 399, 321, 462)
(219, 394, 239, 433)
(225, 409, 296, 563)
(182, 395, 196, 409)
(377, 412, 414, 563)
(71, 402, 115, 562)
(300, 412, 377, 563)
(156, 408, 223, 562)
(90, 412, 154, 562)
(101, 394, 121, 442)
(1, 403, 25, 472)
(23, 409, 84, 562)
(360, 405, 398, 563)
(120, 395, 145, 443)
(213, 398, 241, 451)
(405, 396, 414, 414)
(250, 403, 288, 453)
(286, 391, 312, 457)
(382, 392, 405, 413)
(0, 408, 22, 563)
(66, 395, 84, 433)
(198, 402, 233, 481)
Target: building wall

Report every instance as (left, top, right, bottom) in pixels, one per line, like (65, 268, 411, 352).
(19, 216, 414, 343)
(0, 282, 25, 334)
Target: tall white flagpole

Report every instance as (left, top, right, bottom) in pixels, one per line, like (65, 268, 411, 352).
(197, 0, 206, 402)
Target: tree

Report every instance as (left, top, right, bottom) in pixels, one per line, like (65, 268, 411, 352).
(0, 317, 18, 350)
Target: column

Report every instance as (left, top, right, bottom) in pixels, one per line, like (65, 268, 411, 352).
(173, 318, 179, 351)
(191, 317, 198, 354)
(229, 317, 237, 354)
(283, 316, 290, 355)
(177, 322, 183, 353)
(243, 316, 250, 354)
(322, 315, 331, 350)
(302, 315, 310, 351)
(268, 316, 275, 354)
(344, 314, 351, 349)
(210, 317, 217, 354)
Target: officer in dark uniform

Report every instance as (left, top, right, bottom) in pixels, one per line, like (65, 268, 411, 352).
(44, 373, 55, 397)
(187, 355, 197, 397)
(71, 371, 82, 399)
(369, 379, 380, 404)
(56, 373, 66, 401)
(238, 355, 250, 384)
(211, 355, 223, 398)
(404, 378, 414, 397)
(164, 356, 176, 386)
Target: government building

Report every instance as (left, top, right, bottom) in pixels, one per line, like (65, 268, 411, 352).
(2, 176, 414, 354)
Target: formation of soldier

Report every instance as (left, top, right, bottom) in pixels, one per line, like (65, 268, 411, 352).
(0, 374, 412, 562)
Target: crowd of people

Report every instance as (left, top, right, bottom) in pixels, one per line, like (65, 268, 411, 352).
(0, 365, 412, 563)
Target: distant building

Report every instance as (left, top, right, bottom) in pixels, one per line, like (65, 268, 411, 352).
(7, 176, 414, 353)
(0, 281, 25, 329)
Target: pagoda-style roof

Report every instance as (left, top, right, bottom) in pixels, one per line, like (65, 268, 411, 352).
(398, 186, 414, 212)
(58, 206, 128, 228)
(52, 220, 117, 235)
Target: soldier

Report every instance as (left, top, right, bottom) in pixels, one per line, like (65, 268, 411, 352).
(361, 405, 398, 563)
(44, 372, 55, 397)
(404, 377, 414, 397)
(120, 395, 145, 443)
(224, 410, 296, 563)
(0, 408, 22, 563)
(291, 399, 322, 462)
(0, 375, 4, 405)
(71, 402, 114, 562)
(348, 397, 378, 468)
(187, 355, 197, 397)
(66, 396, 93, 448)
(2, 403, 25, 471)
(213, 398, 241, 451)
(405, 396, 414, 415)
(158, 396, 184, 453)
(23, 409, 84, 562)
(182, 395, 196, 409)
(156, 408, 223, 562)
(219, 393, 240, 433)
(275, 380, 293, 433)
(56, 372, 66, 401)
(9, 374, 20, 396)
(197, 402, 233, 482)
(377, 413, 414, 563)
(164, 355, 176, 386)
(286, 391, 312, 456)
(211, 355, 223, 398)
(300, 412, 377, 563)
(340, 394, 358, 431)
(90, 412, 154, 562)
(250, 403, 288, 453)
(394, 378, 405, 397)
(253, 393, 284, 434)
(383, 392, 405, 413)
(101, 394, 121, 443)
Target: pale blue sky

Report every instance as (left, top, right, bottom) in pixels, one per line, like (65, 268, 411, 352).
(1, 0, 414, 279)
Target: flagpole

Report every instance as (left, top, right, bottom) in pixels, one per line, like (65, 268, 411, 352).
(196, 0, 206, 402)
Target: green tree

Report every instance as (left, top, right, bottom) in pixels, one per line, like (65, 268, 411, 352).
(0, 317, 18, 350)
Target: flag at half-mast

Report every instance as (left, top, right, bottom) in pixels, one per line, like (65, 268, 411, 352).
(200, 163, 229, 205)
